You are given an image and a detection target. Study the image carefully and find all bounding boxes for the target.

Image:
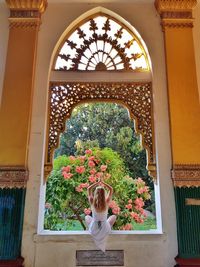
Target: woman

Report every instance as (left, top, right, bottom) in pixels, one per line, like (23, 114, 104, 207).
(85, 180, 116, 252)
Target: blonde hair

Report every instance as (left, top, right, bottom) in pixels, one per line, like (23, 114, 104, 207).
(93, 186, 106, 212)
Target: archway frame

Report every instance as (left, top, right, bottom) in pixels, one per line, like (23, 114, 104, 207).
(44, 7, 156, 181)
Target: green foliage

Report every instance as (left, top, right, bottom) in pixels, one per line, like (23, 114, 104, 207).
(45, 148, 152, 231)
(54, 103, 153, 189)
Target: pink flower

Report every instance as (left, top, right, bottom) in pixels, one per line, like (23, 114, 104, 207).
(78, 156, 86, 163)
(84, 208, 92, 215)
(89, 156, 95, 161)
(88, 160, 95, 168)
(125, 204, 132, 210)
(109, 200, 118, 209)
(121, 224, 132, 230)
(63, 172, 73, 179)
(134, 198, 144, 208)
(96, 172, 103, 179)
(100, 165, 107, 172)
(112, 207, 121, 215)
(137, 188, 144, 194)
(81, 183, 89, 188)
(130, 212, 144, 223)
(130, 212, 139, 220)
(90, 168, 97, 175)
(89, 175, 96, 183)
(62, 166, 71, 173)
(128, 199, 132, 204)
(138, 208, 147, 217)
(85, 149, 92, 155)
(76, 166, 85, 174)
(135, 178, 145, 186)
(75, 186, 83, 192)
(69, 155, 76, 162)
(137, 186, 149, 194)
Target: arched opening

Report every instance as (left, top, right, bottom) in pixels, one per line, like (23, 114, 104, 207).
(45, 102, 156, 231)
(40, 7, 161, 234)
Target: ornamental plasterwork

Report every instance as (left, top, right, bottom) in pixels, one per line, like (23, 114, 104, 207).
(155, 0, 197, 28)
(155, 0, 197, 13)
(6, 0, 48, 13)
(172, 164, 200, 187)
(54, 15, 149, 71)
(0, 167, 28, 189)
(45, 82, 156, 180)
(6, 0, 47, 28)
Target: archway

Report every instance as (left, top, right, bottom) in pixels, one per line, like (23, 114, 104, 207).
(44, 8, 156, 182)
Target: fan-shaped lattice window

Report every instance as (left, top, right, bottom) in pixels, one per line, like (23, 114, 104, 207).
(54, 15, 149, 71)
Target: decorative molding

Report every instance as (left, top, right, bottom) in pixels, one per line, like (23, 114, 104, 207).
(155, 0, 197, 13)
(6, 0, 47, 14)
(10, 10, 41, 18)
(0, 167, 28, 189)
(6, 0, 47, 28)
(160, 11, 192, 19)
(45, 81, 156, 180)
(161, 20, 194, 28)
(172, 164, 200, 187)
(9, 18, 41, 28)
(155, 0, 197, 29)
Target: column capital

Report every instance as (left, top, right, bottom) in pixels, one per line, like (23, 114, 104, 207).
(155, 0, 197, 28)
(6, 0, 48, 28)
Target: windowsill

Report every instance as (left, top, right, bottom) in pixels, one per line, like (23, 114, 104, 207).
(38, 229, 162, 235)
(34, 229, 165, 243)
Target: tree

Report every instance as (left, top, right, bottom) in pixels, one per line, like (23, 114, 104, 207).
(45, 148, 151, 230)
(55, 103, 153, 189)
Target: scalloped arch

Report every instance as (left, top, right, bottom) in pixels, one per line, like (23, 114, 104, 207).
(51, 7, 151, 72)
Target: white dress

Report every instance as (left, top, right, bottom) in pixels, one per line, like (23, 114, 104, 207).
(88, 207, 111, 252)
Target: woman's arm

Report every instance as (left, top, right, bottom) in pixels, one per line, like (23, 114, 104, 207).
(87, 181, 99, 204)
(101, 181, 113, 203)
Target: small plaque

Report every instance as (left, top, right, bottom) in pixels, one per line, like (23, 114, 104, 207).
(76, 250, 124, 266)
(185, 198, 200, 206)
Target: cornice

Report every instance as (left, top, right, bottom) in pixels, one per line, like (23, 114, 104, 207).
(172, 164, 200, 188)
(6, 0, 47, 27)
(155, 0, 197, 13)
(155, 0, 197, 28)
(6, 0, 48, 14)
(0, 166, 28, 189)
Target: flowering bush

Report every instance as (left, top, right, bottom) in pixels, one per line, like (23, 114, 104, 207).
(45, 147, 151, 230)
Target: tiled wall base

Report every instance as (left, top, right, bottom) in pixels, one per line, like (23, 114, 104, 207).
(175, 256, 200, 266)
(0, 257, 24, 267)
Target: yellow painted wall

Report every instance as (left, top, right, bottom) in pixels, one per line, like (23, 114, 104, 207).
(0, 2, 9, 105)
(164, 26, 200, 164)
(0, 26, 38, 166)
(193, 1, 200, 100)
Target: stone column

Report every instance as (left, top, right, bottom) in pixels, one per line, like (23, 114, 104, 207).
(0, 1, 47, 266)
(155, 1, 200, 266)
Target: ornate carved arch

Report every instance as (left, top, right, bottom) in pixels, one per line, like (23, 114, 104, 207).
(45, 10, 156, 181)
(54, 13, 150, 71)
(44, 82, 156, 180)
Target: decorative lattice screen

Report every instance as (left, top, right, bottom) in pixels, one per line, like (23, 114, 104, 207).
(54, 15, 149, 71)
(45, 82, 156, 180)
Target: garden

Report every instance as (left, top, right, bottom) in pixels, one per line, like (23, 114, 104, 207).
(44, 103, 156, 231)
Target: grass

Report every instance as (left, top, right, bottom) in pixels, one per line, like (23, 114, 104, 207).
(132, 217, 157, 230)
